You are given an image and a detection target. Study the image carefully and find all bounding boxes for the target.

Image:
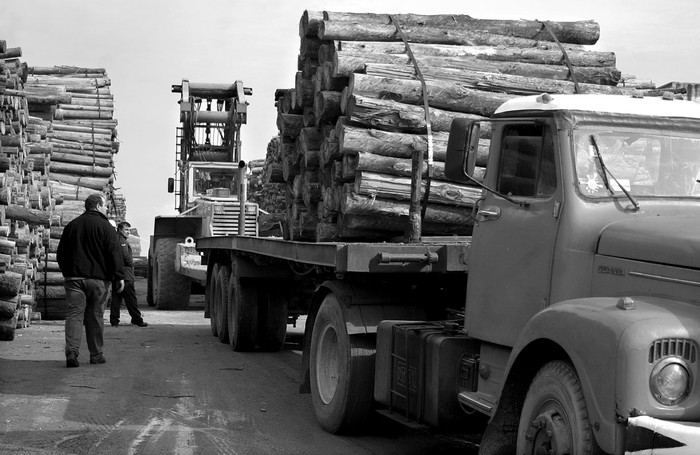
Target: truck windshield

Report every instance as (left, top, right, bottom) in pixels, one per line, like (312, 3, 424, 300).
(573, 129, 700, 198)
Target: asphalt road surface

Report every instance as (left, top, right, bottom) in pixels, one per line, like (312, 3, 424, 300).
(0, 278, 479, 454)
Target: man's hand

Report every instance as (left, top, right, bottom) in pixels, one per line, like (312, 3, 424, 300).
(116, 280, 125, 294)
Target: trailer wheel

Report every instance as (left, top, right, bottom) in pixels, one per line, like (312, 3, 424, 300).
(517, 360, 598, 455)
(257, 286, 288, 352)
(216, 265, 231, 344)
(310, 293, 374, 434)
(228, 276, 258, 351)
(208, 263, 220, 337)
(153, 238, 191, 310)
(146, 253, 154, 306)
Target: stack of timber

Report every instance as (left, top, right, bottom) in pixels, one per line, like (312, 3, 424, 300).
(0, 53, 133, 331)
(268, 10, 680, 241)
(247, 136, 287, 237)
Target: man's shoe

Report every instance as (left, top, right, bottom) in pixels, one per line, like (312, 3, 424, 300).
(132, 321, 148, 327)
(66, 353, 79, 368)
(90, 356, 106, 365)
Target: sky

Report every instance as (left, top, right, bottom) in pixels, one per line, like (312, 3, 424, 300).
(1, 0, 699, 253)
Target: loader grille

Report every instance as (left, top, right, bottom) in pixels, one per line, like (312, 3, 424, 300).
(211, 202, 259, 236)
(649, 339, 697, 364)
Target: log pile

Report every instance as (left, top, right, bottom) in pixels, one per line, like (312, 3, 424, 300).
(267, 10, 670, 242)
(247, 137, 287, 237)
(0, 46, 130, 337)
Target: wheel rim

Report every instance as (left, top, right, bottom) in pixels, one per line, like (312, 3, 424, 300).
(316, 321, 340, 405)
(525, 405, 573, 455)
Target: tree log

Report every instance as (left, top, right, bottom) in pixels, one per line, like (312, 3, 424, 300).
(339, 124, 489, 166)
(35, 285, 66, 300)
(320, 13, 600, 45)
(36, 271, 65, 285)
(4, 205, 51, 226)
(333, 52, 621, 85)
(335, 41, 614, 66)
(355, 171, 482, 206)
(346, 94, 490, 135)
(319, 20, 596, 48)
(50, 152, 113, 167)
(48, 161, 113, 178)
(314, 90, 343, 125)
(349, 73, 516, 116)
(0, 271, 23, 297)
(277, 113, 305, 138)
(48, 172, 111, 190)
(341, 190, 472, 224)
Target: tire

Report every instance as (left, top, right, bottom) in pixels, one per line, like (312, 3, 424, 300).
(228, 276, 258, 351)
(216, 265, 231, 344)
(257, 286, 288, 352)
(146, 253, 154, 306)
(208, 264, 220, 337)
(153, 238, 191, 310)
(517, 360, 598, 455)
(310, 293, 375, 434)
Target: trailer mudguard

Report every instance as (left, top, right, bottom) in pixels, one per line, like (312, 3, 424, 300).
(500, 295, 700, 454)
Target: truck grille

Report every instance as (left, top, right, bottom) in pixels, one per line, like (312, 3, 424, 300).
(649, 339, 697, 364)
(211, 202, 259, 236)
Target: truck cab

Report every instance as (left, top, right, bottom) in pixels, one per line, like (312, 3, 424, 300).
(444, 93, 700, 453)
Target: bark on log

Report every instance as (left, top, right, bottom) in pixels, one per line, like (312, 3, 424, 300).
(277, 113, 305, 138)
(346, 94, 490, 135)
(318, 20, 597, 47)
(341, 190, 472, 224)
(35, 285, 66, 300)
(349, 73, 516, 116)
(0, 271, 23, 297)
(355, 171, 482, 206)
(314, 91, 343, 125)
(333, 52, 621, 85)
(48, 173, 111, 190)
(36, 272, 65, 285)
(335, 41, 614, 67)
(320, 13, 600, 45)
(338, 125, 490, 166)
(48, 161, 113, 178)
(364, 63, 639, 96)
(4, 205, 52, 226)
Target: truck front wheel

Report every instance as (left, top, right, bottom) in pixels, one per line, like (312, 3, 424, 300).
(310, 293, 374, 434)
(517, 360, 598, 454)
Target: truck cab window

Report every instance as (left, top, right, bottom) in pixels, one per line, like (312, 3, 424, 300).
(497, 125, 556, 197)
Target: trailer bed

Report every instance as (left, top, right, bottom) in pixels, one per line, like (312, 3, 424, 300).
(196, 235, 471, 274)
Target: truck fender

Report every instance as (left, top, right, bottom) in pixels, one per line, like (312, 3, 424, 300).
(298, 280, 426, 394)
(493, 296, 635, 453)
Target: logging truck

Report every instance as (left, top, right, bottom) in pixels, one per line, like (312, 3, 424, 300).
(147, 80, 259, 310)
(197, 93, 700, 454)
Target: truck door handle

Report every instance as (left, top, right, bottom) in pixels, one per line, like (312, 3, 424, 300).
(477, 207, 501, 220)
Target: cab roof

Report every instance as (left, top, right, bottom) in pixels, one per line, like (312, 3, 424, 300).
(494, 93, 700, 120)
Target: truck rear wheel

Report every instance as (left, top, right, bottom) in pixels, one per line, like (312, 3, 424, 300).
(207, 264, 220, 337)
(153, 238, 191, 310)
(257, 286, 288, 352)
(216, 265, 231, 344)
(227, 276, 258, 351)
(517, 360, 598, 454)
(310, 293, 374, 434)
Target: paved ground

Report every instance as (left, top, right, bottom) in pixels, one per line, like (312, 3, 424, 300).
(0, 278, 480, 454)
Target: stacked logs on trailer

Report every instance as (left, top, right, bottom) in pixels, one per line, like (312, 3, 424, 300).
(247, 136, 287, 237)
(271, 11, 672, 242)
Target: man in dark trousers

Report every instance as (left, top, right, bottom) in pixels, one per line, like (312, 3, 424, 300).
(110, 221, 147, 327)
(57, 193, 125, 368)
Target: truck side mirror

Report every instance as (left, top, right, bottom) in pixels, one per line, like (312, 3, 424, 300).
(167, 178, 174, 193)
(445, 118, 479, 182)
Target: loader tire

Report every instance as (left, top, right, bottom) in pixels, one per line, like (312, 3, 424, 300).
(153, 238, 191, 310)
(146, 253, 154, 307)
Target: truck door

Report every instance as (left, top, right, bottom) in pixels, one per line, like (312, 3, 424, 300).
(466, 121, 561, 347)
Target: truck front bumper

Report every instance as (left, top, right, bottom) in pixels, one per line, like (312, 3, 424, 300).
(626, 415, 700, 454)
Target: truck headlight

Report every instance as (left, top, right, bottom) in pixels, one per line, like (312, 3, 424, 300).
(650, 358, 691, 406)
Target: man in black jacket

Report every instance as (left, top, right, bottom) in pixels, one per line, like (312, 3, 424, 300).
(57, 193, 125, 368)
(110, 221, 147, 327)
